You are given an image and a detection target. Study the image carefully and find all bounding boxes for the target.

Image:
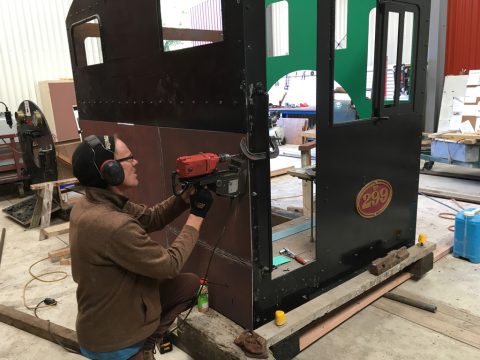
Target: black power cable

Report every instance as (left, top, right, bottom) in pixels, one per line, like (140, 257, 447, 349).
(0, 101, 13, 128)
(168, 199, 234, 338)
(33, 298, 81, 355)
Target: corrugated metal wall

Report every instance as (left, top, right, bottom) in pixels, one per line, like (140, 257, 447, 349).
(445, 0, 480, 75)
(0, 0, 73, 120)
(191, 0, 223, 47)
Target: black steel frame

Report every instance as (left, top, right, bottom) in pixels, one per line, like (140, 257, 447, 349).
(66, 0, 431, 330)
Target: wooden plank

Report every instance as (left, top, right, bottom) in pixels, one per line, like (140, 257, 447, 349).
(295, 238, 453, 350)
(30, 192, 44, 229)
(288, 166, 315, 181)
(48, 246, 70, 262)
(272, 215, 311, 233)
(39, 183, 54, 233)
(175, 240, 449, 360)
(301, 129, 316, 139)
(270, 165, 294, 177)
(56, 153, 72, 165)
(176, 307, 271, 360)
(428, 132, 480, 141)
(163, 27, 223, 42)
(418, 186, 480, 204)
(30, 177, 78, 190)
(0, 304, 79, 352)
(433, 237, 453, 262)
(299, 273, 412, 350)
(59, 258, 71, 266)
(41, 222, 70, 239)
(373, 297, 480, 349)
(256, 243, 436, 346)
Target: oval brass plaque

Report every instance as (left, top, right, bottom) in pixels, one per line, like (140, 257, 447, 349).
(356, 179, 393, 219)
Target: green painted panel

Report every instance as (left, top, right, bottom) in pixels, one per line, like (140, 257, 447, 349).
(266, 0, 317, 89)
(265, 0, 376, 119)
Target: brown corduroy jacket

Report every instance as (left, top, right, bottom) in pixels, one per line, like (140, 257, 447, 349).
(69, 187, 198, 352)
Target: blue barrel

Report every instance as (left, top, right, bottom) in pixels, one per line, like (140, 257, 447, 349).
(454, 208, 480, 264)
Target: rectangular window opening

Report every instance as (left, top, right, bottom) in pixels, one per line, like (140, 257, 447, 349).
(266, 1, 289, 57)
(335, 0, 348, 49)
(400, 11, 415, 103)
(384, 11, 400, 106)
(159, 0, 224, 52)
(72, 17, 104, 67)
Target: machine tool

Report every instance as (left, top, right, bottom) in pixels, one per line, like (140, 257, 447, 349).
(172, 152, 247, 198)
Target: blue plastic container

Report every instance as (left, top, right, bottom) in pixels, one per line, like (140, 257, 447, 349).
(453, 208, 480, 263)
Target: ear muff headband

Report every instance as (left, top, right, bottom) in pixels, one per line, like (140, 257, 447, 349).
(85, 135, 125, 186)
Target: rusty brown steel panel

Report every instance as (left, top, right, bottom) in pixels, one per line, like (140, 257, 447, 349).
(445, 0, 480, 75)
(177, 244, 253, 329)
(80, 121, 253, 328)
(159, 128, 252, 259)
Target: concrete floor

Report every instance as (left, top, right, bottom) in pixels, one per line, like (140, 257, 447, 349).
(0, 185, 191, 360)
(296, 162, 480, 359)
(296, 196, 480, 360)
(0, 161, 479, 359)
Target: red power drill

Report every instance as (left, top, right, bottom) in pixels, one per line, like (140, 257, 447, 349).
(172, 153, 246, 198)
(175, 153, 232, 179)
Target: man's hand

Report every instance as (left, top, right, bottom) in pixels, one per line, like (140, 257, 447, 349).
(180, 185, 196, 204)
(190, 188, 214, 218)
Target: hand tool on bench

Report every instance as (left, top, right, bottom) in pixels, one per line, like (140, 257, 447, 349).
(280, 247, 308, 265)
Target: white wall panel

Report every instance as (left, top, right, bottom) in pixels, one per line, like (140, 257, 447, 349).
(0, 0, 73, 128)
(335, 0, 348, 49)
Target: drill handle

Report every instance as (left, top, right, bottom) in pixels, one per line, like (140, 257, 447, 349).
(171, 172, 188, 196)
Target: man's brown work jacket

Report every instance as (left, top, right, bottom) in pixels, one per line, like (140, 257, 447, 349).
(69, 187, 198, 352)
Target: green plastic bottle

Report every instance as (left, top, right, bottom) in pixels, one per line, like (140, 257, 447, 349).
(197, 278, 209, 312)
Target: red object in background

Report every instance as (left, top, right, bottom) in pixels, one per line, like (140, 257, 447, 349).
(445, 0, 480, 75)
(176, 153, 220, 178)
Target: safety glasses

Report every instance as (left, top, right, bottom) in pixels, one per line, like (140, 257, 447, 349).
(116, 154, 134, 163)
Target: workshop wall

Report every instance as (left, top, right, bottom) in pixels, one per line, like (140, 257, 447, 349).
(0, 0, 73, 126)
(445, 0, 480, 75)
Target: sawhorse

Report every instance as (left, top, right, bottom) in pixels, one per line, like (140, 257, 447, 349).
(30, 177, 79, 240)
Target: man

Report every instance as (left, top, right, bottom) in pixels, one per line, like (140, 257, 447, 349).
(70, 134, 213, 360)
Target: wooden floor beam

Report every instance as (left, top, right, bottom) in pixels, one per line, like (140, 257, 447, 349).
(0, 305, 79, 352)
(296, 239, 452, 351)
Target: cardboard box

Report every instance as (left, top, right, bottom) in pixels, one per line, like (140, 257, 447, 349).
(276, 117, 308, 145)
(38, 80, 79, 142)
(461, 115, 478, 129)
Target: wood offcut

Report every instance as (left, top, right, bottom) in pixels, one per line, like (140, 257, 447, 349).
(0, 305, 79, 352)
(369, 246, 409, 276)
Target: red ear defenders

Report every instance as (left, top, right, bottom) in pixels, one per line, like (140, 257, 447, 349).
(85, 135, 125, 186)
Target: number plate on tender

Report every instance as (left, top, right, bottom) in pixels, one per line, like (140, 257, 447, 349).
(356, 179, 393, 218)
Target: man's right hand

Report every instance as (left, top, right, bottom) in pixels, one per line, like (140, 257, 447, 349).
(190, 188, 214, 218)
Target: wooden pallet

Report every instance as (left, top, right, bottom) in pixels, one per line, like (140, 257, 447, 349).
(427, 132, 480, 144)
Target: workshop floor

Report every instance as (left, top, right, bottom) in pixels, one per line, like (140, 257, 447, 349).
(296, 162, 480, 360)
(0, 161, 479, 359)
(0, 184, 192, 360)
